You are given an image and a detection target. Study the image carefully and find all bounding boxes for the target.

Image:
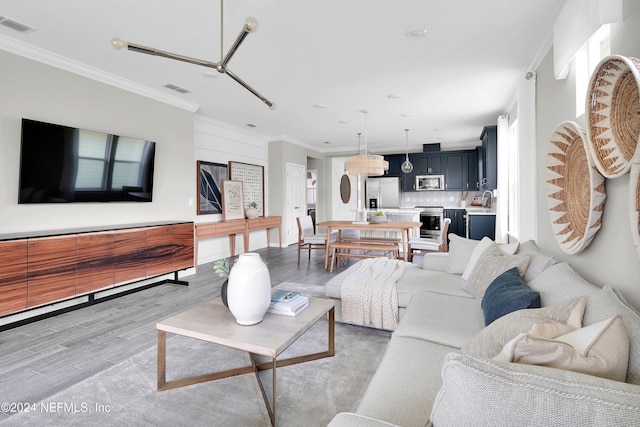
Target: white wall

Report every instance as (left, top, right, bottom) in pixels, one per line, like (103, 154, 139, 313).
(0, 50, 194, 234)
(534, 1, 640, 309)
(194, 115, 271, 264)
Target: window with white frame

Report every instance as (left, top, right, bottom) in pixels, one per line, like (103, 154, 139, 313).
(306, 170, 317, 205)
(507, 119, 519, 240)
(575, 24, 611, 117)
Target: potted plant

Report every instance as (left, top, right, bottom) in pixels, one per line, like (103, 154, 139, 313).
(371, 211, 387, 223)
(245, 201, 259, 219)
(213, 258, 232, 307)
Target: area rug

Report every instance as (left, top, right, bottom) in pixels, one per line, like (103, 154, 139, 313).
(1, 316, 390, 427)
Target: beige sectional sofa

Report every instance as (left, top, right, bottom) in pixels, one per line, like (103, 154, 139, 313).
(325, 235, 640, 427)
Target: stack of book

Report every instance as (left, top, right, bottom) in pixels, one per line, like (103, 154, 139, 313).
(268, 290, 309, 316)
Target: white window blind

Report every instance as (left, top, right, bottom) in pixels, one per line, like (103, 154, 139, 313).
(76, 130, 107, 189)
(112, 137, 145, 190)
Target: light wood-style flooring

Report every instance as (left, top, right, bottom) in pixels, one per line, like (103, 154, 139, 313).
(0, 244, 337, 421)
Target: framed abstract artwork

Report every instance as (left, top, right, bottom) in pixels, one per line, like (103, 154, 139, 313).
(197, 161, 228, 215)
(222, 180, 245, 221)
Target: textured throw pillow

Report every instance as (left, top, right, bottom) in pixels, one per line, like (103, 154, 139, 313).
(463, 244, 531, 299)
(481, 267, 541, 325)
(461, 237, 493, 280)
(583, 286, 640, 385)
(516, 240, 556, 283)
(446, 234, 481, 275)
(461, 239, 520, 280)
(494, 316, 629, 382)
(464, 297, 586, 358)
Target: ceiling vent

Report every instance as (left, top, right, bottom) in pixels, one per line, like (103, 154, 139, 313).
(164, 83, 191, 94)
(0, 16, 36, 33)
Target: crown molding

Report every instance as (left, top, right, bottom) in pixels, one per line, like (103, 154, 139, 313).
(0, 34, 200, 113)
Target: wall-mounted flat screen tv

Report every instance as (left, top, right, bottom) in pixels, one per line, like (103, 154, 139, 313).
(19, 119, 155, 203)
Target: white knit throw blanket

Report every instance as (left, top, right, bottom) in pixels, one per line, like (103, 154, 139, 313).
(340, 258, 409, 330)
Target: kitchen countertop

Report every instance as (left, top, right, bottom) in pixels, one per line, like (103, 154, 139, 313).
(366, 207, 496, 215)
(465, 207, 496, 215)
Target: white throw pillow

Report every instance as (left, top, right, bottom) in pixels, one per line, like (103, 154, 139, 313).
(499, 241, 520, 255)
(446, 234, 480, 275)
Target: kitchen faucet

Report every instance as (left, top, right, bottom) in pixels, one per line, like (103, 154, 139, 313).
(482, 190, 492, 208)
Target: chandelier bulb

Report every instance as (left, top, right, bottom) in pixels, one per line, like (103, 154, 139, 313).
(111, 38, 128, 50)
(244, 17, 259, 33)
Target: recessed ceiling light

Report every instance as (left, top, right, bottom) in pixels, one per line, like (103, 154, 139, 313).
(0, 15, 36, 33)
(313, 104, 326, 109)
(405, 27, 428, 38)
(164, 83, 190, 94)
(387, 94, 400, 99)
(246, 123, 257, 128)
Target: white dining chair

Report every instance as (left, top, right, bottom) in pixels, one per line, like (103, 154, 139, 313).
(407, 217, 451, 261)
(297, 215, 337, 265)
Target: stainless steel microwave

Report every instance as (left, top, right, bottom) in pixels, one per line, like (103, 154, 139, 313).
(416, 175, 445, 191)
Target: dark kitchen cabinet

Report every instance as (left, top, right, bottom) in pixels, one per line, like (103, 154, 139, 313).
(443, 151, 478, 191)
(384, 154, 405, 177)
(479, 125, 497, 190)
(465, 150, 478, 191)
(444, 153, 464, 190)
(396, 148, 478, 192)
(413, 153, 443, 175)
(444, 209, 466, 239)
(468, 214, 496, 241)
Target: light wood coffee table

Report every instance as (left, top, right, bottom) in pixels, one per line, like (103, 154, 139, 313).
(156, 296, 335, 426)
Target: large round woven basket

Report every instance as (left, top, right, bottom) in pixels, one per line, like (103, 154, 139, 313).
(546, 121, 606, 254)
(629, 162, 640, 259)
(585, 55, 640, 178)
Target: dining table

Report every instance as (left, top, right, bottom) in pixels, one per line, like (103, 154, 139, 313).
(316, 220, 422, 269)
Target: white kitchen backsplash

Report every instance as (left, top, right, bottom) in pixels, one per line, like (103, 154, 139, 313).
(401, 191, 482, 208)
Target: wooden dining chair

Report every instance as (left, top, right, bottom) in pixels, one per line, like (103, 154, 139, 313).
(297, 215, 337, 265)
(407, 217, 451, 261)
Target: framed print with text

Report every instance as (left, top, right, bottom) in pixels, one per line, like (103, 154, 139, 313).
(229, 161, 264, 216)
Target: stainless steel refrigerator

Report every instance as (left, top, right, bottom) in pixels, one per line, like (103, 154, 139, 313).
(365, 177, 400, 209)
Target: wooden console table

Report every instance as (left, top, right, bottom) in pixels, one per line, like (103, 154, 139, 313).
(195, 216, 282, 265)
(0, 221, 194, 326)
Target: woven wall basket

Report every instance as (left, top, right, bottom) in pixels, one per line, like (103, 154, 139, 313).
(585, 55, 640, 179)
(629, 162, 640, 259)
(546, 121, 606, 254)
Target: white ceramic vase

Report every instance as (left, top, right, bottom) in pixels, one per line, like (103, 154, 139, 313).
(245, 207, 259, 219)
(226, 253, 271, 325)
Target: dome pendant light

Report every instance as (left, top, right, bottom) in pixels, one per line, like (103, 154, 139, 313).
(401, 128, 414, 173)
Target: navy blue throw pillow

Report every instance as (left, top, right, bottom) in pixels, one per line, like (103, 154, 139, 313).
(481, 267, 541, 326)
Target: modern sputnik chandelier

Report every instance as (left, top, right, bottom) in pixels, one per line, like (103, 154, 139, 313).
(111, 0, 274, 108)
